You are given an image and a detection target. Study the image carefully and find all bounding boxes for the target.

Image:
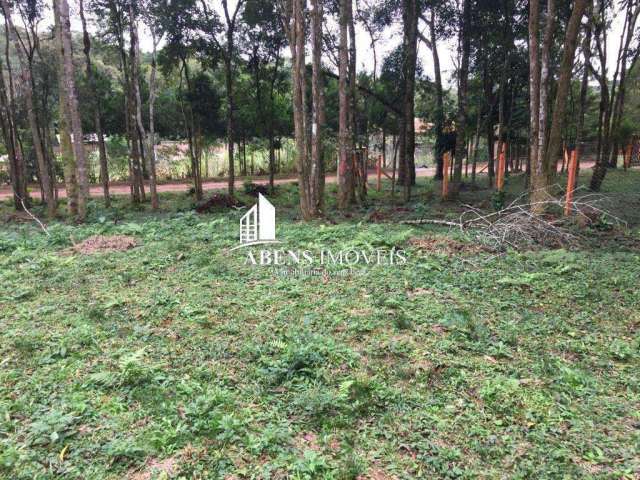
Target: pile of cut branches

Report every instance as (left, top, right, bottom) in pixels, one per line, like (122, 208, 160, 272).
(404, 187, 625, 251)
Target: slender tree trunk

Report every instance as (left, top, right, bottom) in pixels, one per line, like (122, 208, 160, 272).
(60, 100, 78, 214)
(544, 0, 587, 179)
(346, 0, 364, 202)
(451, 0, 471, 196)
(309, 0, 325, 215)
(337, 0, 354, 208)
(79, 0, 109, 207)
(148, 30, 160, 209)
(528, 0, 543, 211)
(401, 0, 418, 201)
(129, 1, 148, 194)
(429, 8, 445, 180)
(286, 0, 311, 215)
(58, 0, 90, 222)
(536, 0, 555, 183)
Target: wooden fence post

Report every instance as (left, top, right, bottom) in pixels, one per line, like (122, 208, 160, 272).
(565, 149, 578, 216)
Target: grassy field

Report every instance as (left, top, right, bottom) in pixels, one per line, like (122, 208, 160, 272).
(1, 171, 639, 479)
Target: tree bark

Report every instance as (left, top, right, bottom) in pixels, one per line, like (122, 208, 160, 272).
(79, 0, 109, 207)
(309, 0, 325, 215)
(221, 0, 243, 196)
(528, 0, 543, 211)
(401, 0, 418, 201)
(451, 0, 471, 196)
(148, 29, 160, 210)
(337, 0, 354, 208)
(544, 0, 588, 179)
(429, 8, 445, 180)
(60, 101, 78, 215)
(286, 0, 311, 215)
(55, 0, 90, 221)
(347, 0, 365, 202)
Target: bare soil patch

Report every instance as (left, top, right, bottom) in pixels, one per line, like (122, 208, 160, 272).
(408, 235, 488, 255)
(127, 456, 179, 480)
(70, 235, 137, 254)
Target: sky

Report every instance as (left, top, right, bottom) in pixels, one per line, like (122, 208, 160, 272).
(58, 0, 626, 88)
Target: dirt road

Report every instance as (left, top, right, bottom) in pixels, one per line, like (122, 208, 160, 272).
(1, 162, 601, 201)
(0, 167, 440, 201)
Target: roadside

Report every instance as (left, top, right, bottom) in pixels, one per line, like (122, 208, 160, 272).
(0, 161, 603, 201)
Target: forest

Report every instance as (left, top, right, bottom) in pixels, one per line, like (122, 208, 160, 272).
(0, 0, 639, 478)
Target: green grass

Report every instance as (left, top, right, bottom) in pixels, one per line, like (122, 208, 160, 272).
(1, 171, 639, 479)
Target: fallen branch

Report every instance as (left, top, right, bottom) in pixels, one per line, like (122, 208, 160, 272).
(403, 186, 624, 251)
(18, 195, 50, 237)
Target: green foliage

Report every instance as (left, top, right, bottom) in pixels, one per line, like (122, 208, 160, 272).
(1, 174, 640, 478)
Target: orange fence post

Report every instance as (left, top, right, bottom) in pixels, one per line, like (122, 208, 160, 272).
(496, 143, 506, 191)
(565, 149, 578, 216)
(442, 151, 450, 199)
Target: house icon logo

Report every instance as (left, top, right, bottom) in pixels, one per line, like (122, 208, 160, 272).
(231, 193, 279, 250)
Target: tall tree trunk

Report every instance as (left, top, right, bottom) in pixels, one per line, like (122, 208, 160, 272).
(221, 0, 242, 196)
(286, 0, 311, 215)
(536, 0, 555, 186)
(451, 0, 471, 195)
(79, 0, 109, 207)
(109, 0, 142, 203)
(606, 2, 640, 168)
(401, 0, 418, 201)
(129, 1, 148, 193)
(309, 0, 325, 215)
(544, 0, 588, 179)
(528, 0, 543, 211)
(429, 8, 445, 180)
(347, 0, 364, 202)
(148, 30, 160, 210)
(56, 0, 90, 221)
(56, 61, 78, 217)
(337, 0, 354, 208)
(1, 0, 56, 217)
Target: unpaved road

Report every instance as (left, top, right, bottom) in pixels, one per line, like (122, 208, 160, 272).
(0, 167, 440, 200)
(0, 162, 601, 201)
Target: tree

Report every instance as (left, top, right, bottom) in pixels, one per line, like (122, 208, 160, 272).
(528, 0, 587, 211)
(450, 0, 471, 196)
(55, 0, 90, 221)
(1, 0, 56, 217)
(337, 0, 355, 209)
(79, 0, 110, 207)
(282, 0, 324, 218)
(0, 53, 27, 210)
(243, 0, 288, 192)
(399, 0, 418, 201)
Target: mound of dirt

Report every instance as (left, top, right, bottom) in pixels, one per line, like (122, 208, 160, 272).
(195, 194, 244, 213)
(409, 235, 489, 255)
(71, 235, 137, 254)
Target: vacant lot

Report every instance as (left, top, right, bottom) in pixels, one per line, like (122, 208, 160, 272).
(1, 172, 639, 479)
